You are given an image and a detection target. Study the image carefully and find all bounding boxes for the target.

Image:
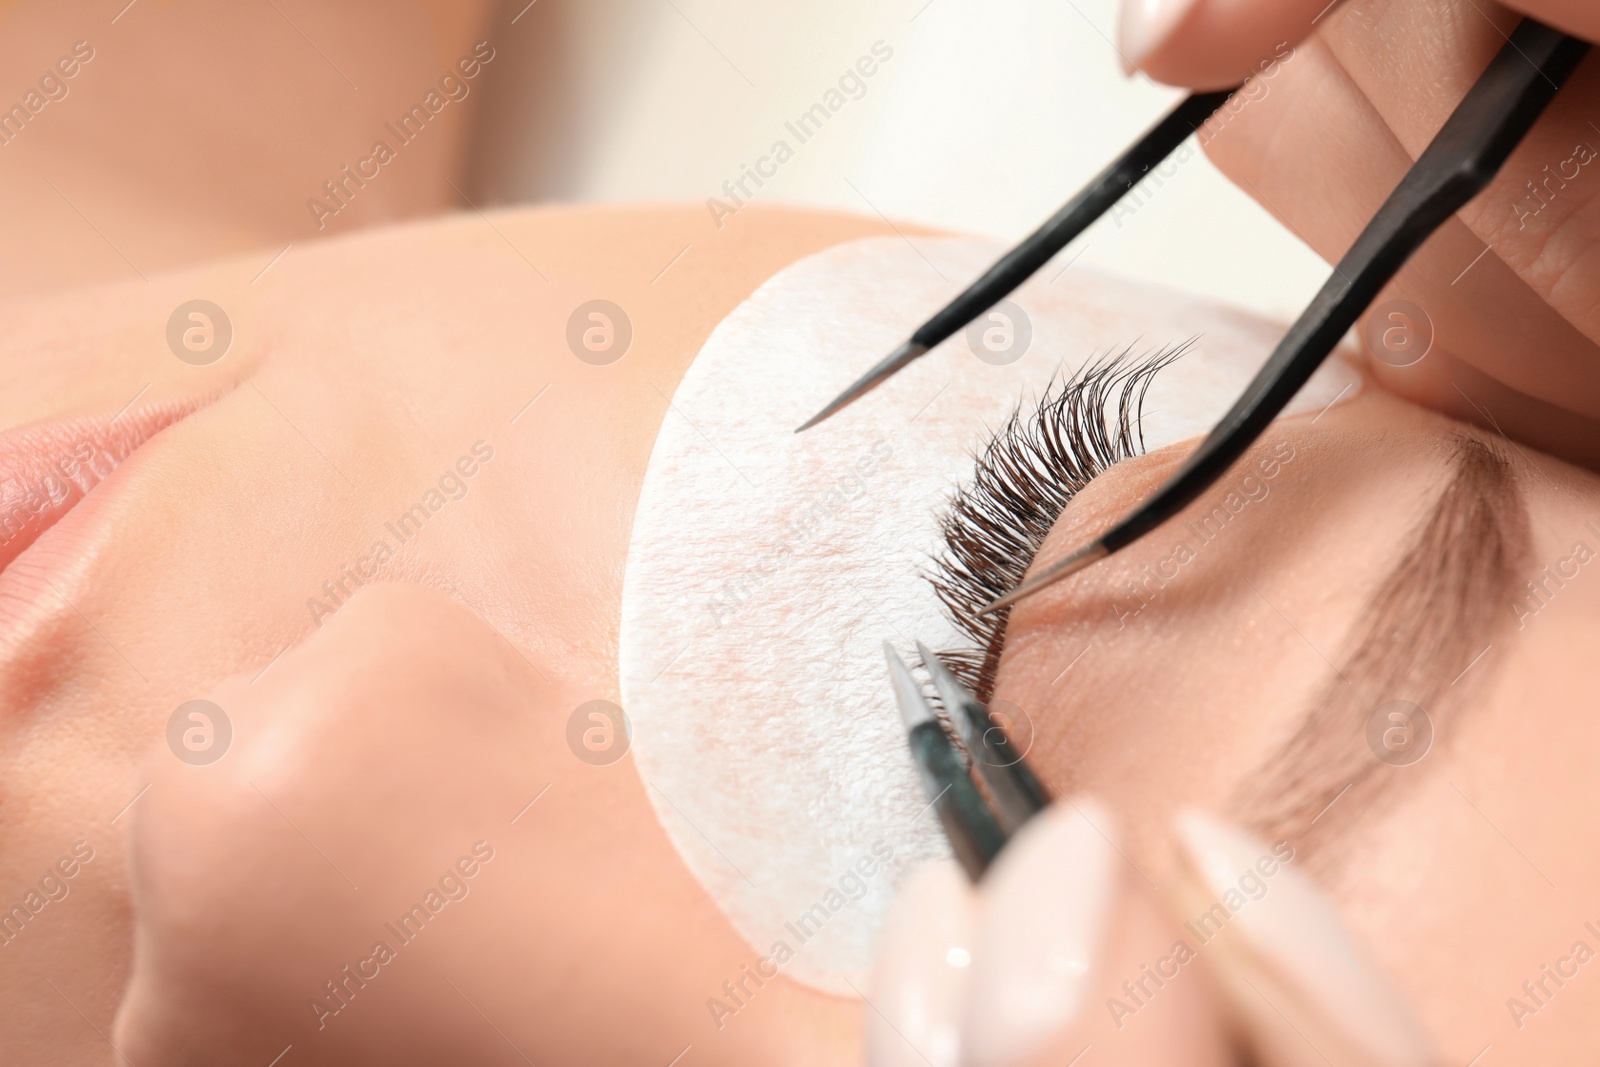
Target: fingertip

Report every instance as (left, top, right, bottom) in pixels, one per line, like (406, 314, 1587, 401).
(866, 859, 975, 1067)
(1118, 0, 1203, 75)
(961, 800, 1121, 1067)
(1121, 0, 1328, 89)
(1171, 808, 1434, 1067)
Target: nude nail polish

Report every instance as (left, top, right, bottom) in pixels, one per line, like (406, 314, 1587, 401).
(1118, 0, 1202, 70)
(960, 800, 1118, 1067)
(1174, 810, 1433, 1067)
(866, 860, 976, 1067)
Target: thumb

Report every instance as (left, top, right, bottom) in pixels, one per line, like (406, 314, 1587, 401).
(1122, 0, 1600, 89)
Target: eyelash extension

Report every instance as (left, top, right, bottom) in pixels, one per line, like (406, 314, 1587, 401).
(926, 342, 1191, 701)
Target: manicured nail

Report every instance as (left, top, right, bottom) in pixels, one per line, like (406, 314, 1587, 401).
(866, 860, 976, 1067)
(961, 800, 1118, 1067)
(1174, 810, 1432, 1067)
(1118, 0, 1202, 71)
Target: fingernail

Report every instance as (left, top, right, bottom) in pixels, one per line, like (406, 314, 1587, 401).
(961, 799, 1118, 1067)
(866, 859, 976, 1067)
(1118, 0, 1201, 71)
(1174, 810, 1432, 1067)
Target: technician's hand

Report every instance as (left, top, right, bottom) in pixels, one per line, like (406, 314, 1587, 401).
(1119, 0, 1600, 469)
(863, 800, 1433, 1067)
(1118, 0, 1598, 87)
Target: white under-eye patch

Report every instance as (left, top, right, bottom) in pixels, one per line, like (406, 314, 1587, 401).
(619, 236, 1359, 994)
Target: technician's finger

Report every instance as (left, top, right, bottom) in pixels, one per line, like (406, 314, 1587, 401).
(1311, 1, 1600, 377)
(865, 799, 1234, 1067)
(1512, 0, 1600, 44)
(1119, 0, 1346, 88)
(863, 858, 975, 1067)
(1122, 0, 1600, 89)
(1169, 809, 1434, 1067)
(1201, 29, 1600, 426)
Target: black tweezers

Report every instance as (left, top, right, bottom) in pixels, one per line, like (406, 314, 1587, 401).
(808, 19, 1589, 616)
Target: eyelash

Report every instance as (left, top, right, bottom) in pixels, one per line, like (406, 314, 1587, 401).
(926, 342, 1190, 701)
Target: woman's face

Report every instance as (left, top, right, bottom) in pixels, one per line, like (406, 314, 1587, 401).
(5, 204, 1600, 1064)
(0, 204, 890, 1064)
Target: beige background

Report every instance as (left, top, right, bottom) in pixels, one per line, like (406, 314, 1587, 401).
(467, 0, 1329, 320)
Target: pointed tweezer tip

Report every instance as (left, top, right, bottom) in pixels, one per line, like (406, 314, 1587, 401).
(916, 641, 983, 742)
(793, 408, 833, 434)
(884, 641, 935, 729)
(977, 541, 1111, 616)
(914, 641, 968, 703)
(795, 340, 930, 433)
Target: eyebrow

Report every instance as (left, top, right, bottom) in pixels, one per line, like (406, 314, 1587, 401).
(1230, 434, 1531, 863)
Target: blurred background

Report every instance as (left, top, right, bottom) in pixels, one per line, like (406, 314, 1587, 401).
(467, 0, 1328, 320)
(0, 0, 1328, 320)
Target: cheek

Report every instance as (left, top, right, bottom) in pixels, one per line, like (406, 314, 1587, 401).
(115, 584, 554, 1055)
(115, 581, 794, 1063)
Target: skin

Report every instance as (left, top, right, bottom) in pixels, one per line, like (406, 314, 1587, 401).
(0, 201, 909, 1064)
(1, 3, 894, 1061)
(14, 215, 1597, 1065)
(1135, 0, 1600, 469)
(995, 387, 1600, 1063)
(0, 0, 494, 296)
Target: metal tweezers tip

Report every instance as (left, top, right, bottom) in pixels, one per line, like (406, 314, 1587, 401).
(795, 340, 929, 433)
(915, 641, 974, 710)
(977, 541, 1110, 616)
(883, 641, 935, 729)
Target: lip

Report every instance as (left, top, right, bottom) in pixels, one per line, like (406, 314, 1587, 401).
(0, 403, 196, 574)
(0, 400, 204, 676)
